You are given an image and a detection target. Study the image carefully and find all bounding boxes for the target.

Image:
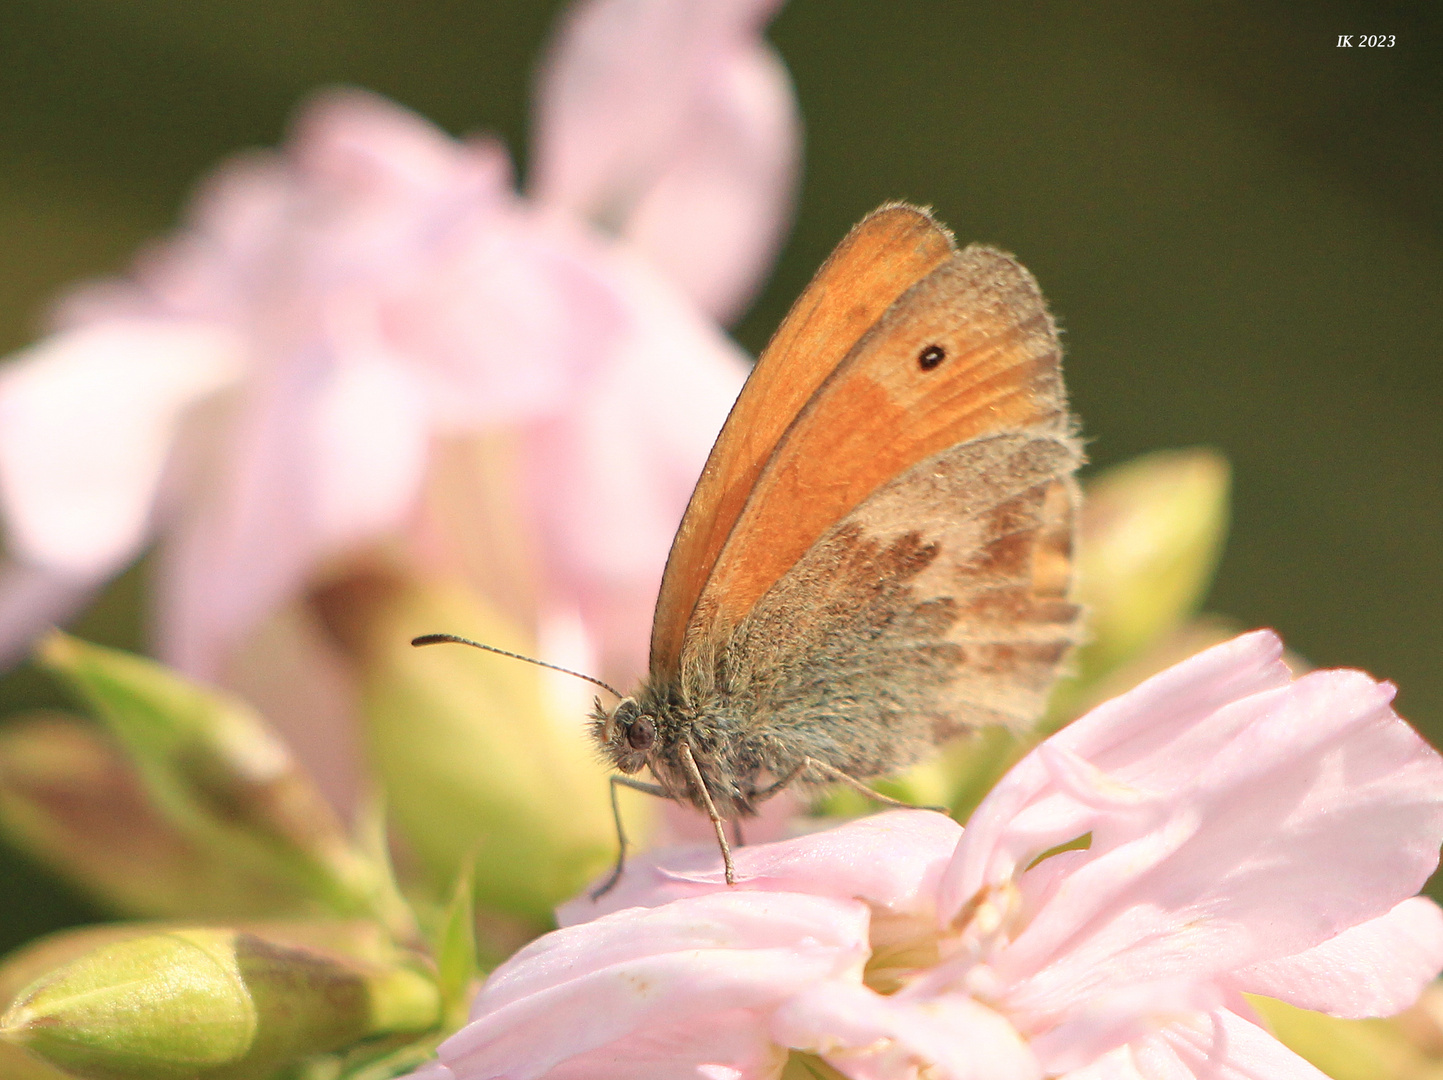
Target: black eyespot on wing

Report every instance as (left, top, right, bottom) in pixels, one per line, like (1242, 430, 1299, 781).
(918, 344, 946, 370)
(627, 715, 656, 751)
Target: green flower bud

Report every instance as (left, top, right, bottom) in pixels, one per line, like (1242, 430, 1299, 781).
(1249, 993, 1443, 1080)
(0, 925, 156, 1080)
(0, 1043, 70, 1080)
(1043, 448, 1231, 729)
(0, 713, 320, 918)
(312, 569, 644, 927)
(1075, 448, 1230, 678)
(35, 633, 410, 934)
(0, 927, 439, 1080)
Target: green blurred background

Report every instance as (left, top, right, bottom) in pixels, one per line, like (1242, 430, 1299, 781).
(0, 0, 1438, 949)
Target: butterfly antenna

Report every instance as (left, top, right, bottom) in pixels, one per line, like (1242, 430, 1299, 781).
(410, 633, 624, 699)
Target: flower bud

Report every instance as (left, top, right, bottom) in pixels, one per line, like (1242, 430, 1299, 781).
(35, 633, 409, 933)
(0, 713, 317, 918)
(0, 927, 439, 1080)
(1074, 448, 1230, 679)
(1040, 448, 1230, 731)
(312, 568, 636, 927)
(1250, 993, 1441, 1080)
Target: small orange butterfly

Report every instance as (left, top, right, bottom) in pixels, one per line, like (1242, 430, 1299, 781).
(419, 203, 1081, 894)
(588, 203, 1083, 891)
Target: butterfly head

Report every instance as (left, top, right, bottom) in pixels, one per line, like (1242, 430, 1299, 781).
(592, 696, 658, 774)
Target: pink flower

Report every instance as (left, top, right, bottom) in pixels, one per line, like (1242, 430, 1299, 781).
(0, 0, 799, 800)
(417, 631, 1443, 1079)
(532, 0, 798, 323)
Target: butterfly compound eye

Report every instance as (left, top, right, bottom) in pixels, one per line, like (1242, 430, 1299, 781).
(918, 344, 946, 370)
(626, 715, 656, 752)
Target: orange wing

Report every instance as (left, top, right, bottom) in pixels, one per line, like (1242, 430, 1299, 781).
(648, 205, 956, 680)
(682, 240, 1069, 668)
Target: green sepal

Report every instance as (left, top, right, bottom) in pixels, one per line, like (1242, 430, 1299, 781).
(433, 859, 479, 1027)
(781, 1053, 850, 1080)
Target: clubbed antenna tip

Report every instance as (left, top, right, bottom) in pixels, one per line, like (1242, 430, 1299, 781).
(410, 633, 624, 700)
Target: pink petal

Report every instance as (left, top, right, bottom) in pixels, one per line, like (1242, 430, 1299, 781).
(156, 333, 429, 678)
(610, 42, 799, 322)
(443, 891, 869, 1080)
(398, 1064, 455, 1080)
(943, 631, 1292, 913)
(1055, 1045, 1152, 1080)
(558, 810, 961, 927)
(1156, 1009, 1330, 1080)
(531, 0, 798, 320)
(380, 208, 748, 687)
(0, 320, 242, 576)
(984, 665, 1443, 1029)
(289, 88, 511, 208)
(539, 1009, 785, 1080)
(386, 213, 619, 431)
(771, 982, 1039, 1080)
(0, 560, 98, 667)
(308, 338, 430, 552)
(1060, 1009, 1331, 1080)
(521, 245, 749, 685)
(1026, 980, 1224, 1075)
(1232, 896, 1443, 1018)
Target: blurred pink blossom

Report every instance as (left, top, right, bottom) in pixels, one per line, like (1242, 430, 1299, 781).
(532, 0, 797, 322)
(0, 0, 799, 802)
(415, 631, 1443, 1080)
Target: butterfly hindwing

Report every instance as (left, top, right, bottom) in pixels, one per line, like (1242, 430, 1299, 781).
(707, 432, 1081, 782)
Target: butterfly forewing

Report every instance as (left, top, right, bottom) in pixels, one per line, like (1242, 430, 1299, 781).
(649, 205, 956, 680)
(685, 245, 1073, 662)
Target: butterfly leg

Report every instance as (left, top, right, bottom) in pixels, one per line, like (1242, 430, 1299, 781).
(754, 758, 947, 813)
(748, 760, 809, 804)
(592, 775, 669, 901)
(679, 742, 736, 885)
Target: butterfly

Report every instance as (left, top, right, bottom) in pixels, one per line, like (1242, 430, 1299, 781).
(588, 203, 1083, 892)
